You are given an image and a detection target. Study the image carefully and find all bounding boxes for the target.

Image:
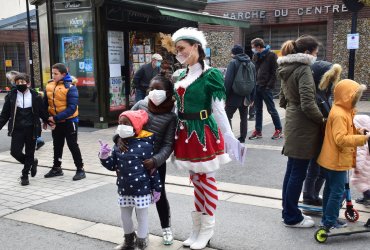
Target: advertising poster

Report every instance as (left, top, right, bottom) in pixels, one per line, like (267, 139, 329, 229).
(109, 77, 126, 111)
(62, 36, 84, 62)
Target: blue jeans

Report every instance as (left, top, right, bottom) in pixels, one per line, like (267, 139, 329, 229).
(322, 169, 346, 227)
(282, 157, 310, 225)
(255, 86, 282, 132)
(135, 89, 147, 103)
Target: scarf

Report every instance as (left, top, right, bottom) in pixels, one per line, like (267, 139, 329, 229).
(148, 96, 175, 114)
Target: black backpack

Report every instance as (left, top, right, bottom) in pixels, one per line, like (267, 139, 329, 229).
(232, 60, 256, 96)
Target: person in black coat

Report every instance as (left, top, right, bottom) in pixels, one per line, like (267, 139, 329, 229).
(224, 45, 256, 143)
(0, 73, 52, 185)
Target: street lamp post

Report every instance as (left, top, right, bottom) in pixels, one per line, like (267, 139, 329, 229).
(26, 0, 35, 88)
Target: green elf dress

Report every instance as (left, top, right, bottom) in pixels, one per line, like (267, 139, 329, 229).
(173, 63, 232, 173)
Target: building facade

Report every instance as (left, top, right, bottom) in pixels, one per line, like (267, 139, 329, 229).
(201, 0, 370, 99)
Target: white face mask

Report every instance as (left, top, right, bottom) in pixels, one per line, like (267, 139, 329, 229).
(148, 89, 167, 106)
(176, 46, 194, 65)
(116, 124, 135, 138)
(252, 48, 257, 54)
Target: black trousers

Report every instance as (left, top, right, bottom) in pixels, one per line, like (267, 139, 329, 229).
(156, 163, 171, 228)
(52, 121, 83, 169)
(225, 104, 249, 140)
(10, 127, 36, 176)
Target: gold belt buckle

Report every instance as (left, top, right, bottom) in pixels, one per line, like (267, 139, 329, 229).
(200, 110, 208, 120)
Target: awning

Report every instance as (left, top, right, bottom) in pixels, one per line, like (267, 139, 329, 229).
(117, 0, 250, 28)
(157, 6, 250, 28)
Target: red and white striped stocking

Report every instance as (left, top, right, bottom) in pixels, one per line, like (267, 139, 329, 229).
(191, 172, 218, 216)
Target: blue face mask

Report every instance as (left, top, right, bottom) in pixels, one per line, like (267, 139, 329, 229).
(156, 61, 161, 68)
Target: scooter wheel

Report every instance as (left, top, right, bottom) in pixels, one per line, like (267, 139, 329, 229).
(345, 208, 359, 222)
(315, 228, 328, 243)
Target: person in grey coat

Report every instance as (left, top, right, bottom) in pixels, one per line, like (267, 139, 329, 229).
(130, 73, 177, 245)
(277, 35, 324, 228)
(224, 45, 256, 143)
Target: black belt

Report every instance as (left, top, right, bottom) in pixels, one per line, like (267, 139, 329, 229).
(178, 109, 212, 120)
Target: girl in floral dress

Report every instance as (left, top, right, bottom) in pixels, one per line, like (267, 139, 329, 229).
(171, 27, 241, 250)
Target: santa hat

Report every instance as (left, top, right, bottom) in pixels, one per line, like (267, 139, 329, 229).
(119, 110, 148, 134)
(172, 27, 207, 50)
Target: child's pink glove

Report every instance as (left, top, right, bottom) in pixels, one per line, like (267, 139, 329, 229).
(152, 191, 161, 203)
(98, 140, 111, 159)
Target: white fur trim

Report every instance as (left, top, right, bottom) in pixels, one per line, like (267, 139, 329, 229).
(175, 63, 211, 90)
(277, 53, 316, 66)
(173, 153, 231, 173)
(172, 27, 207, 50)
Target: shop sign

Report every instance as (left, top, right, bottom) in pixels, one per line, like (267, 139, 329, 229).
(224, 4, 348, 20)
(5, 60, 12, 67)
(108, 31, 125, 65)
(347, 33, 359, 50)
(53, 0, 92, 10)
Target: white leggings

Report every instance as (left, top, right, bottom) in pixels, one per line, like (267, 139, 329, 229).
(120, 207, 148, 239)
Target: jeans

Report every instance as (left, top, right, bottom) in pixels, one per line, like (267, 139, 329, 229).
(10, 127, 36, 176)
(249, 105, 255, 117)
(303, 158, 326, 200)
(255, 86, 282, 132)
(52, 121, 83, 169)
(135, 89, 147, 103)
(225, 104, 248, 140)
(322, 169, 346, 227)
(282, 157, 310, 225)
(156, 163, 171, 228)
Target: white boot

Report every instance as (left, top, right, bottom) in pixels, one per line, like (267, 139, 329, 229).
(190, 214, 215, 250)
(183, 211, 202, 247)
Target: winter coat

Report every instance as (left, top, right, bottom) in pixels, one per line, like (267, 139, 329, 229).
(101, 130, 162, 196)
(253, 46, 278, 89)
(0, 88, 49, 138)
(317, 80, 368, 171)
(133, 63, 160, 91)
(44, 73, 79, 123)
(224, 54, 256, 106)
(131, 97, 176, 167)
(277, 53, 323, 159)
(351, 115, 370, 193)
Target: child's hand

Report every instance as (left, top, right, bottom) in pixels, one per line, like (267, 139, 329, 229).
(152, 190, 161, 203)
(99, 139, 111, 159)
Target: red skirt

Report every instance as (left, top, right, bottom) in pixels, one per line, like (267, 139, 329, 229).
(174, 125, 225, 163)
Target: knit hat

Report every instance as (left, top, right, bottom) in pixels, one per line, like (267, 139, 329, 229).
(231, 45, 244, 55)
(119, 110, 148, 134)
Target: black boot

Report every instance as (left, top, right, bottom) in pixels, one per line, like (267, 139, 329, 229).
(20, 175, 29, 186)
(31, 158, 38, 177)
(44, 167, 64, 178)
(73, 168, 86, 181)
(119, 232, 136, 250)
(136, 237, 148, 250)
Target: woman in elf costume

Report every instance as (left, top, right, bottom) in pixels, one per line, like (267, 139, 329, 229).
(170, 27, 241, 250)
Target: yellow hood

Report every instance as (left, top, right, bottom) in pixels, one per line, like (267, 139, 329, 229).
(333, 79, 366, 110)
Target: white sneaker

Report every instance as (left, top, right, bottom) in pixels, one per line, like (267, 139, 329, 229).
(284, 217, 315, 228)
(162, 227, 173, 245)
(303, 214, 313, 221)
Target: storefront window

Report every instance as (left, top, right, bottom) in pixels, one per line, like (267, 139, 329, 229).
(38, 3, 50, 88)
(53, 8, 98, 120)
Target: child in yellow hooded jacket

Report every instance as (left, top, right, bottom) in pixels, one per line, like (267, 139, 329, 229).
(317, 79, 370, 230)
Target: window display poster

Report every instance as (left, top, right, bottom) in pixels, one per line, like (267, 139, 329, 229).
(62, 36, 84, 62)
(133, 54, 139, 62)
(145, 54, 152, 63)
(109, 77, 126, 111)
(138, 54, 145, 63)
(145, 45, 151, 53)
(108, 31, 125, 65)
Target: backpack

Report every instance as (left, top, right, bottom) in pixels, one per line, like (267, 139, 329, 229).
(232, 60, 256, 96)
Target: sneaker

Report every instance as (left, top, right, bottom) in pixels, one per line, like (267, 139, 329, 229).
(271, 129, 283, 140)
(248, 130, 262, 140)
(320, 219, 347, 228)
(238, 137, 246, 143)
(44, 167, 64, 178)
(355, 197, 366, 204)
(303, 214, 313, 221)
(30, 158, 38, 177)
(162, 227, 173, 245)
(284, 217, 315, 228)
(36, 141, 45, 150)
(20, 175, 29, 186)
(73, 169, 86, 181)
